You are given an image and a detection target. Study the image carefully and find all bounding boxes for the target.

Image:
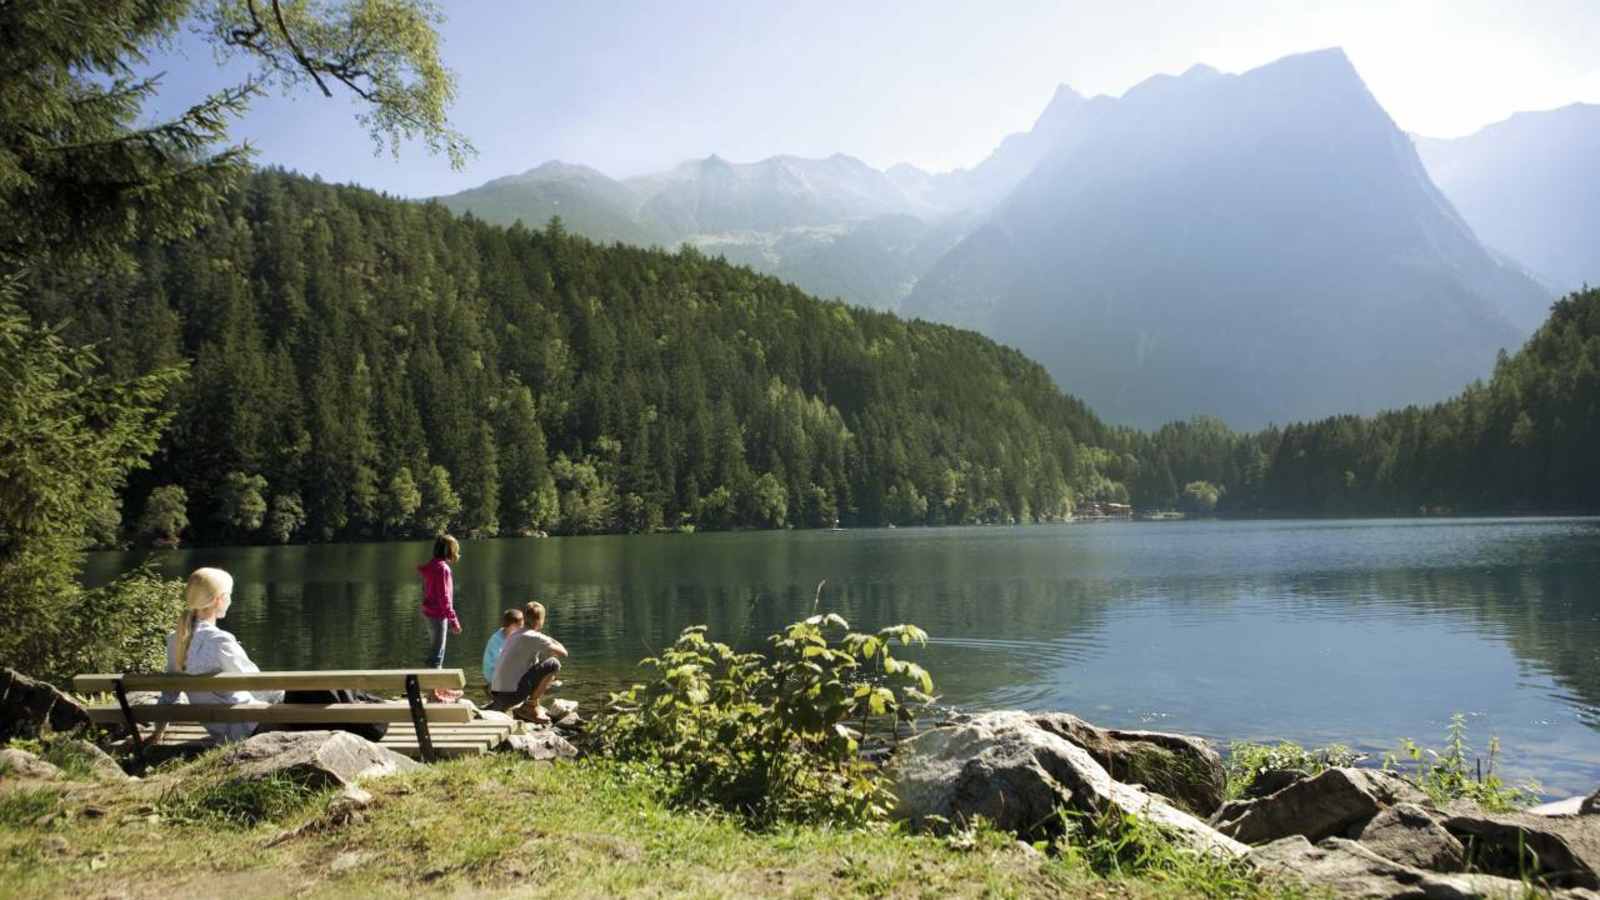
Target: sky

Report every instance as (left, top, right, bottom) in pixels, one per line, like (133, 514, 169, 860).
(141, 0, 1600, 198)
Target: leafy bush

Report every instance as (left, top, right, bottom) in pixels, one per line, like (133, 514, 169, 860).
(594, 614, 933, 828)
(1225, 740, 1360, 798)
(1384, 713, 1538, 812)
(4, 565, 182, 686)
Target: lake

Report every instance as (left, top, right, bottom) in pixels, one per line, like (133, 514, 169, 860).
(84, 517, 1600, 794)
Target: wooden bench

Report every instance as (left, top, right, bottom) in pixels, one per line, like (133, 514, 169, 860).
(73, 669, 510, 767)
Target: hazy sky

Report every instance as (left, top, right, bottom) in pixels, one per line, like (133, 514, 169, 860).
(143, 0, 1600, 197)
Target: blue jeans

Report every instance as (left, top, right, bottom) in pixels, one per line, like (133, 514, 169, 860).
(425, 616, 448, 668)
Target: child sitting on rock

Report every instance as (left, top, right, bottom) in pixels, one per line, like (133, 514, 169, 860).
(488, 601, 568, 724)
(480, 607, 524, 696)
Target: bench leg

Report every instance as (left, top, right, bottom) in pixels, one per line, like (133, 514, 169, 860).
(404, 674, 437, 763)
(112, 679, 147, 774)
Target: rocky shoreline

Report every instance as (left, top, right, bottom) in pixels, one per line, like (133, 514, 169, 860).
(889, 710, 1600, 898)
(5, 666, 1597, 898)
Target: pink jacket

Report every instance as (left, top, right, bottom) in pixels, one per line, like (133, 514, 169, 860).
(416, 559, 459, 626)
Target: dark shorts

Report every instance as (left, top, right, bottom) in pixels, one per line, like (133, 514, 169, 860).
(489, 657, 561, 710)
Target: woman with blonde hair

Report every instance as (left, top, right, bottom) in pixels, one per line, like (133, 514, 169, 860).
(154, 567, 282, 743)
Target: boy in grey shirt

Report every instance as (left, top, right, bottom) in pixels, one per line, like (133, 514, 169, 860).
(489, 601, 568, 723)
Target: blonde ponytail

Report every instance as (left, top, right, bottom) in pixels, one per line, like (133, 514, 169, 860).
(175, 568, 233, 672)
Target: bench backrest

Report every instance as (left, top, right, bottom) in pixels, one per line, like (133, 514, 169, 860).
(74, 668, 464, 694)
(74, 668, 472, 725)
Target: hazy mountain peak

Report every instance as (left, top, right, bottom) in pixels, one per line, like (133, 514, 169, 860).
(1252, 46, 1363, 87)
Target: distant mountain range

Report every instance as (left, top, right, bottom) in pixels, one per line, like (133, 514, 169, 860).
(1414, 103, 1600, 295)
(435, 48, 1580, 429)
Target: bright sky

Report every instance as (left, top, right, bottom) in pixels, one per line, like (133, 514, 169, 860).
(142, 0, 1600, 197)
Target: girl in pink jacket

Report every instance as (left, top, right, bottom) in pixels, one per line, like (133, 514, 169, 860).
(417, 534, 463, 673)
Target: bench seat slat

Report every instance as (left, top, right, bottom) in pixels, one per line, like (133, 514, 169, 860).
(74, 669, 466, 694)
(85, 702, 473, 725)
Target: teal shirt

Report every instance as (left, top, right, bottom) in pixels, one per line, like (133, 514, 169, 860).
(482, 629, 507, 684)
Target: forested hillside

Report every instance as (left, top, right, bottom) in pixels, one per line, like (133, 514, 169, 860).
(1135, 288, 1600, 515)
(26, 169, 1133, 545)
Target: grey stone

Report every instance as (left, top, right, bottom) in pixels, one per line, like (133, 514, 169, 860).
(55, 738, 131, 782)
(0, 747, 63, 780)
(888, 710, 1245, 857)
(1356, 802, 1465, 872)
(1586, 789, 1600, 817)
(0, 668, 90, 740)
(1211, 767, 1429, 845)
(214, 730, 419, 791)
(501, 731, 577, 761)
(1444, 808, 1600, 889)
(1031, 711, 1227, 816)
(1252, 835, 1562, 899)
(1243, 768, 1307, 799)
(1532, 796, 1590, 818)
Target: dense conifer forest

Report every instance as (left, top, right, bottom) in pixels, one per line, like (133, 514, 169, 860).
(1135, 288, 1600, 515)
(25, 169, 1133, 544)
(23, 169, 1597, 548)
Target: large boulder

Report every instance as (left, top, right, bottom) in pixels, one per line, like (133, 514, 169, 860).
(1356, 803, 1465, 872)
(51, 738, 131, 783)
(213, 730, 419, 791)
(0, 747, 63, 780)
(0, 668, 90, 740)
(1211, 767, 1429, 845)
(1443, 808, 1600, 889)
(1252, 835, 1578, 899)
(1031, 712, 1226, 816)
(888, 710, 1245, 857)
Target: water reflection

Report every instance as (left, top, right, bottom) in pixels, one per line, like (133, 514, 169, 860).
(83, 517, 1600, 793)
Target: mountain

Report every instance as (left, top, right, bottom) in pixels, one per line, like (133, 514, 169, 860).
(434, 161, 667, 246)
(430, 93, 1087, 311)
(902, 48, 1552, 429)
(1415, 103, 1600, 296)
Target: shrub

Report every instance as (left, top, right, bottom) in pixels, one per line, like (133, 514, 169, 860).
(1384, 713, 1538, 812)
(1225, 740, 1359, 798)
(594, 613, 933, 828)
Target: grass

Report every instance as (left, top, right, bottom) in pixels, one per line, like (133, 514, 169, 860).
(0, 752, 1313, 899)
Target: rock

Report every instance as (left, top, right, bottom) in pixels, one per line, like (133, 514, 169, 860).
(1252, 835, 1561, 899)
(1031, 711, 1227, 816)
(0, 668, 90, 740)
(1533, 796, 1590, 817)
(1586, 789, 1600, 817)
(888, 710, 1245, 857)
(501, 731, 577, 761)
(330, 850, 373, 874)
(1443, 809, 1600, 889)
(1211, 767, 1429, 845)
(1243, 769, 1306, 799)
(214, 730, 419, 791)
(1356, 803, 1465, 872)
(54, 738, 131, 782)
(0, 747, 63, 780)
(549, 699, 582, 729)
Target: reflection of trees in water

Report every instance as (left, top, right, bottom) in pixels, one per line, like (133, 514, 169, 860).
(1264, 558, 1600, 728)
(84, 525, 1600, 729)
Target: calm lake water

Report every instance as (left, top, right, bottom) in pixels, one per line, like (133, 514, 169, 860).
(84, 517, 1600, 794)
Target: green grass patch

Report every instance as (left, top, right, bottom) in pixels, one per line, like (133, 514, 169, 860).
(1048, 807, 1314, 899)
(0, 753, 1321, 898)
(0, 787, 61, 827)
